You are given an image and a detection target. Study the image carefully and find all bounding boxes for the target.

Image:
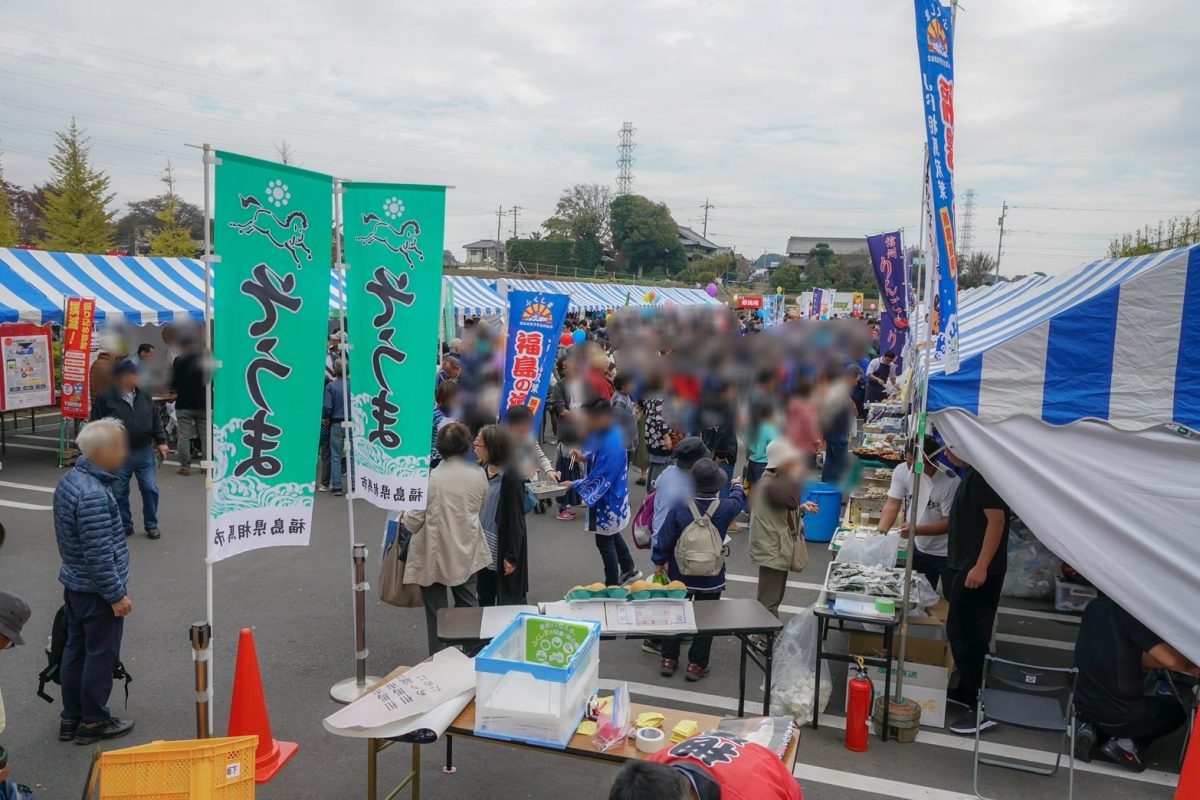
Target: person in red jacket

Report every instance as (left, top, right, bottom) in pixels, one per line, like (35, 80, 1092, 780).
(608, 733, 802, 800)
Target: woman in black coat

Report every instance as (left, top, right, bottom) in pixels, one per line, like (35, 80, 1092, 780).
(473, 425, 529, 605)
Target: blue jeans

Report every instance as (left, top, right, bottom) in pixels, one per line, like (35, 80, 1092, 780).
(717, 460, 735, 500)
(821, 435, 848, 485)
(60, 588, 125, 723)
(330, 423, 349, 490)
(113, 446, 158, 532)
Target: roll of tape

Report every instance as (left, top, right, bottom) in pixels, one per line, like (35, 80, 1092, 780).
(635, 726, 666, 754)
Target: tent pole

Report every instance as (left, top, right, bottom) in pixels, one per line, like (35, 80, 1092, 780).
(200, 143, 216, 734)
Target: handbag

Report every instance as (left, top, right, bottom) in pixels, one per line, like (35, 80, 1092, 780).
(789, 509, 809, 573)
(378, 526, 422, 608)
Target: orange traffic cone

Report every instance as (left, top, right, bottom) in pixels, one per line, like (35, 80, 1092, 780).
(1177, 723, 1200, 799)
(226, 627, 298, 783)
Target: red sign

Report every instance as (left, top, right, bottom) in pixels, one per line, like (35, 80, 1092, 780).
(737, 295, 763, 309)
(60, 297, 97, 419)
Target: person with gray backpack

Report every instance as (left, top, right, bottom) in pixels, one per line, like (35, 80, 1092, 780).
(650, 459, 746, 681)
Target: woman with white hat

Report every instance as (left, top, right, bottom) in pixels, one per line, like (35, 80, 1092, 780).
(749, 439, 818, 617)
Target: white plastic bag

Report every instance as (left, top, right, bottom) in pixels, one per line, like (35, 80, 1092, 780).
(769, 605, 831, 723)
(1002, 520, 1061, 599)
(907, 573, 940, 608)
(835, 531, 900, 569)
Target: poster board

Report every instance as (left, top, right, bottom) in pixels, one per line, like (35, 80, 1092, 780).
(0, 323, 54, 411)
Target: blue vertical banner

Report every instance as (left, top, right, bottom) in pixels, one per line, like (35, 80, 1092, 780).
(499, 290, 570, 430)
(867, 230, 909, 370)
(914, 0, 960, 372)
(809, 288, 822, 319)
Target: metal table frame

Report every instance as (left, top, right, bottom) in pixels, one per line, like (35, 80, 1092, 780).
(812, 605, 899, 742)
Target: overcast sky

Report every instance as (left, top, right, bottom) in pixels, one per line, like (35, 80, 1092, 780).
(1, 0, 1196, 276)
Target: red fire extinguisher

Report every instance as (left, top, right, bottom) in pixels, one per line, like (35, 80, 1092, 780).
(846, 656, 873, 752)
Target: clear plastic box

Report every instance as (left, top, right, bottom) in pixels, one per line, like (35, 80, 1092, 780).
(1054, 576, 1098, 613)
(474, 613, 600, 748)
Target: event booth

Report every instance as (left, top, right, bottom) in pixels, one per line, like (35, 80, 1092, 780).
(0, 248, 717, 326)
(929, 244, 1200, 663)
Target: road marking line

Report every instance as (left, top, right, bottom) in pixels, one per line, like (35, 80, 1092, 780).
(814, 714, 1177, 787)
(725, 572, 1081, 624)
(6, 434, 61, 443)
(0, 480, 55, 493)
(1, 442, 57, 453)
(794, 764, 977, 799)
(0, 499, 52, 511)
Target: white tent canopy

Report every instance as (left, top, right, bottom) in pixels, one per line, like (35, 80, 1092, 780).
(931, 245, 1200, 662)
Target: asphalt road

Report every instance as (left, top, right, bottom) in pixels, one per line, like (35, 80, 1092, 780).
(0, 410, 1185, 799)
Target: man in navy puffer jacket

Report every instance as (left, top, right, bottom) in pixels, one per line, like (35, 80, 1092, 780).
(53, 418, 136, 746)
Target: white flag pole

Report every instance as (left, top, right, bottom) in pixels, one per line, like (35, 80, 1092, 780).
(200, 143, 218, 734)
(330, 179, 380, 703)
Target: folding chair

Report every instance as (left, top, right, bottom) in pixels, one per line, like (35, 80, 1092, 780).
(973, 655, 1078, 800)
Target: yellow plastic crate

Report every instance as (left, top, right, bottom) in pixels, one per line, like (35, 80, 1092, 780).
(99, 735, 257, 799)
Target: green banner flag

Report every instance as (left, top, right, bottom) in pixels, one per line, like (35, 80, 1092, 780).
(208, 151, 332, 562)
(343, 183, 445, 511)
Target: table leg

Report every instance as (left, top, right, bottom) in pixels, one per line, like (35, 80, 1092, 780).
(813, 619, 825, 730)
(763, 632, 775, 716)
(444, 734, 456, 773)
(367, 738, 378, 800)
(411, 742, 420, 800)
(737, 635, 748, 717)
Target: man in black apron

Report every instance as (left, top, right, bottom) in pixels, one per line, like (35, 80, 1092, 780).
(864, 350, 897, 404)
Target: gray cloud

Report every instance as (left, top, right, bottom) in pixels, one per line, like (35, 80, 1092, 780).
(0, 0, 1195, 275)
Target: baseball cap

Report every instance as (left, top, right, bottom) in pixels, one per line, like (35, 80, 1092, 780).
(673, 436, 710, 469)
(112, 358, 139, 377)
(0, 591, 30, 647)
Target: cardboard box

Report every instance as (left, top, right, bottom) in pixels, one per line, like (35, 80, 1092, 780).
(845, 602, 954, 728)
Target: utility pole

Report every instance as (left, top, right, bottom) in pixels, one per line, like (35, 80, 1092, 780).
(510, 205, 522, 239)
(995, 201, 1008, 280)
(495, 205, 505, 242)
(701, 198, 714, 239)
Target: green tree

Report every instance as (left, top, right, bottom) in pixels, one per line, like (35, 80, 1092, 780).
(1107, 210, 1200, 257)
(543, 183, 612, 243)
(957, 251, 997, 289)
(37, 119, 115, 252)
(506, 236, 576, 267)
(0, 149, 19, 247)
(771, 263, 806, 293)
(610, 194, 684, 277)
(147, 161, 196, 257)
(573, 232, 603, 270)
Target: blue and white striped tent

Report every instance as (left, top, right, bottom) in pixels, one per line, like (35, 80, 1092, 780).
(497, 278, 607, 313)
(445, 276, 505, 316)
(929, 244, 1200, 431)
(0, 247, 209, 325)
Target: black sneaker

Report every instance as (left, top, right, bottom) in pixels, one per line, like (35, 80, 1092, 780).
(949, 706, 996, 735)
(619, 568, 643, 585)
(59, 718, 80, 742)
(1098, 738, 1145, 773)
(124, 528, 134, 538)
(641, 639, 662, 655)
(74, 717, 135, 745)
(331, 488, 344, 497)
(146, 527, 161, 540)
(1074, 722, 1097, 763)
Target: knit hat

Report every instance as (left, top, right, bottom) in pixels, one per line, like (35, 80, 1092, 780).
(765, 438, 803, 470)
(691, 458, 725, 495)
(673, 436, 710, 469)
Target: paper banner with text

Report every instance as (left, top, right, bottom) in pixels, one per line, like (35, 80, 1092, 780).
(914, 0, 959, 371)
(60, 297, 96, 419)
(344, 183, 445, 512)
(499, 290, 570, 432)
(209, 152, 332, 562)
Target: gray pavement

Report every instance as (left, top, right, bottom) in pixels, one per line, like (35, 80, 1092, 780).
(0, 413, 1184, 798)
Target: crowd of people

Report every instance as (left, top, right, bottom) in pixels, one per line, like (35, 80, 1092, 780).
(27, 302, 1194, 792)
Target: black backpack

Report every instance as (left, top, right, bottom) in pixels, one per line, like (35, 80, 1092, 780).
(36, 605, 132, 707)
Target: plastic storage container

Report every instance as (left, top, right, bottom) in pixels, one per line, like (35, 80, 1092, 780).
(802, 481, 843, 542)
(1054, 576, 1098, 612)
(99, 735, 257, 799)
(474, 613, 601, 748)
